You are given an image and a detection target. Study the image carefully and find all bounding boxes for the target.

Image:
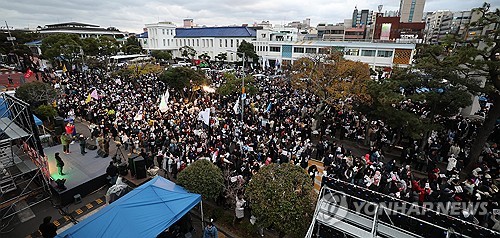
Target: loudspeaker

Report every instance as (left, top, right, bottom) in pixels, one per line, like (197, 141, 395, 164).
(118, 163, 129, 176)
(54, 116, 65, 135)
(97, 149, 108, 158)
(133, 157, 146, 179)
(128, 154, 139, 176)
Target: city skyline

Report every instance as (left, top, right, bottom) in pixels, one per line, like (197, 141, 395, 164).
(0, 0, 494, 33)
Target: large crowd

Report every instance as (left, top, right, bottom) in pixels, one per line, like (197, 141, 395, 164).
(49, 62, 499, 233)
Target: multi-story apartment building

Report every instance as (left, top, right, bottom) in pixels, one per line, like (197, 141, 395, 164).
(424, 10, 452, 44)
(438, 11, 472, 42)
(399, 0, 426, 23)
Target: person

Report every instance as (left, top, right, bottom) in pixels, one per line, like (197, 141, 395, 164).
(97, 134, 104, 150)
(203, 221, 218, 238)
(103, 136, 110, 156)
(61, 133, 70, 154)
(106, 161, 118, 185)
(7, 74, 13, 85)
(55, 153, 65, 175)
(233, 195, 246, 225)
(79, 135, 87, 155)
(39, 216, 57, 238)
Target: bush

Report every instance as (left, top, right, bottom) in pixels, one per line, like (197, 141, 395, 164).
(177, 159, 224, 201)
(34, 104, 58, 121)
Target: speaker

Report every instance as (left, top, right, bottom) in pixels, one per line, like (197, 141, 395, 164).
(97, 149, 108, 158)
(128, 154, 139, 176)
(118, 162, 129, 176)
(133, 157, 147, 179)
(54, 116, 65, 135)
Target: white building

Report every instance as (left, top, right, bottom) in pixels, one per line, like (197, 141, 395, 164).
(144, 22, 256, 61)
(38, 22, 125, 39)
(143, 22, 416, 68)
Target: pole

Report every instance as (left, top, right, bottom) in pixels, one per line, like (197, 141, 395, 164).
(200, 201, 204, 231)
(5, 21, 21, 68)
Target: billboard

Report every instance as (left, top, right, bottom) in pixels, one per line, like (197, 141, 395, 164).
(380, 23, 392, 41)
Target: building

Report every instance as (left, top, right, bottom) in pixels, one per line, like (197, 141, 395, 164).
(373, 17, 425, 43)
(399, 0, 426, 23)
(438, 11, 472, 43)
(183, 19, 194, 28)
(424, 10, 452, 44)
(144, 22, 256, 61)
(316, 23, 345, 41)
(37, 22, 125, 39)
(352, 7, 374, 27)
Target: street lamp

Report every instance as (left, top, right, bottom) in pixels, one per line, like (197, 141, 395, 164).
(227, 50, 245, 150)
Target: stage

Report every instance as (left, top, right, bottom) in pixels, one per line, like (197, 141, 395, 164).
(46, 143, 111, 205)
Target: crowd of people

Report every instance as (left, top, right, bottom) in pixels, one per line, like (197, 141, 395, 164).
(48, 61, 499, 235)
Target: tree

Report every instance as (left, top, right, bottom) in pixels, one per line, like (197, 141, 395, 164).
(216, 72, 257, 96)
(237, 40, 258, 62)
(159, 67, 206, 100)
(179, 46, 196, 60)
(177, 159, 224, 200)
(151, 50, 172, 61)
(34, 104, 58, 123)
(97, 36, 119, 57)
(400, 4, 500, 172)
(127, 63, 163, 78)
(40, 34, 82, 63)
(81, 37, 99, 56)
(246, 163, 316, 238)
(291, 50, 371, 108)
(15, 82, 57, 108)
(122, 36, 142, 54)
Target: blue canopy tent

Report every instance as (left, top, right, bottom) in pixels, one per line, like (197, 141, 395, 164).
(57, 177, 202, 238)
(0, 97, 42, 126)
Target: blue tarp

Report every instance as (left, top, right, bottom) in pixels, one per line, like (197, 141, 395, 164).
(33, 115, 42, 126)
(57, 177, 201, 238)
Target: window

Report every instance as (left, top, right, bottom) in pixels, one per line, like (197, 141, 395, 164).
(162, 29, 165, 35)
(163, 39, 165, 46)
(220, 39, 222, 47)
(270, 46, 281, 52)
(210, 39, 213, 47)
(344, 48, 359, 56)
(361, 50, 376, 56)
(236, 39, 239, 47)
(225, 39, 228, 47)
(197, 39, 199, 47)
(318, 48, 330, 54)
(305, 48, 317, 54)
(377, 50, 393, 57)
(293, 47, 304, 53)
(231, 39, 233, 47)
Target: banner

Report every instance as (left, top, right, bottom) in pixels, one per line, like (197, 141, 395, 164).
(380, 23, 391, 41)
(197, 108, 210, 125)
(159, 91, 170, 112)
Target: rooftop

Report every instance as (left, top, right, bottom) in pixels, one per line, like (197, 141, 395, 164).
(175, 27, 256, 38)
(45, 22, 100, 28)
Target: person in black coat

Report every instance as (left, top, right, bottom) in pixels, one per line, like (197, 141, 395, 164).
(55, 153, 65, 175)
(39, 216, 57, 238)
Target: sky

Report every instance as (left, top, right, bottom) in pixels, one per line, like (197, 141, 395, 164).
(0, 0, 497, 33)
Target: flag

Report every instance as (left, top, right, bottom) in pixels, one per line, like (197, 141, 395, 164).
(134, 112, 143, 121)
(266, 102, 272, 113)
(85, 93, 92, 104)
(261, 57, 265, 70)
(24, 69, 33, 78)
(62, 64, 67, 73)
(198, 108, 210, 125)
(90, 89, 99, 100)
(233, 99, 239, 114)
(159, 91, 170, 112)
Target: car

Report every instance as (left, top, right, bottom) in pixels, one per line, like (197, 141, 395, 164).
(177, 61, 191, 66)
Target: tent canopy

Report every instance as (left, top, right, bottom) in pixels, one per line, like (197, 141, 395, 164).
(57, 177, 201, 238)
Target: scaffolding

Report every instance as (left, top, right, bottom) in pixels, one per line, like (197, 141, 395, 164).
(0, 93, 52, 233)
(306, 177, 500, 238)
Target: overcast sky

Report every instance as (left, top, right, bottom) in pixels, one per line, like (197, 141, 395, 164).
(1, 0, 496, 33)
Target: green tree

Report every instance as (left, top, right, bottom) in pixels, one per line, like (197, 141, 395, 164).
(97, 36, 119, 57)
(237, 40, 258, 62)
(34, 104, 58, 123)
(122, 36, 142, 54)
(246, 163, 316, 238)
(151, 50, 172, 61)
(81, 37, 99, 56)
(15, 82, 57, 108)
(216, 72, 257, 96)
(177, 159, 224, 200)
(40, 34, 82, 63)
(159, 67, 206, 100)
(179, 45, 196, 60)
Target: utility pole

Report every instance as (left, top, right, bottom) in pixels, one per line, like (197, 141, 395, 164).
(5, 21, 21, 68)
